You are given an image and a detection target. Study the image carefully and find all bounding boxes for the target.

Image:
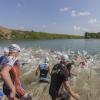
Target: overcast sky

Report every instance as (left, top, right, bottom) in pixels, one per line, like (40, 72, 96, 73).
(0, 0, 100, 35)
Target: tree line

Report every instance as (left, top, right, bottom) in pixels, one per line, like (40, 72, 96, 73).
(84, 32, 100, 39)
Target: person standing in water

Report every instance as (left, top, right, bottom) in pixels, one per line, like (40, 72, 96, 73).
(0, 44, 32, 100)
(35, 57, 51, 83)
(49, 55, 80, 100)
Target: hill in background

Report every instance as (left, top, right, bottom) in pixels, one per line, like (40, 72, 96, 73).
(0, 26, 83, 40)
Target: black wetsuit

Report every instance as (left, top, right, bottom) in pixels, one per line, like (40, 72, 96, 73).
(49, 63, 69, 100)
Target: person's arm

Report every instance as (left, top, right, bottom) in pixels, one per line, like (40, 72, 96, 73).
(70, 65, 77, 77)
(63, 81, 80, 100)
(71, 72, 77, 77)
(0, 66, 16, 99)
(12, 66, 26, 97)
(35, 66, 39, 76)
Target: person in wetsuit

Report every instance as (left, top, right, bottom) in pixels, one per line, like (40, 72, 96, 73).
(0, 44, 32, 100)
(35, 57, 51, 83)
(49, 55, 80, 100)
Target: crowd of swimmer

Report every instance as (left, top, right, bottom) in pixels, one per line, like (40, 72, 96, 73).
(0, 44, 100, 100)
(22, 48, 100, 100)
(19, 48, 99, 70)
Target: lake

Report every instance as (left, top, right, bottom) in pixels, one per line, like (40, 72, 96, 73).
(0, 39, 100, 54)
(0, 39, 100, 100)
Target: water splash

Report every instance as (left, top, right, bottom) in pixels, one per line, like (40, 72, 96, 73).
(0, 47, 100, 100)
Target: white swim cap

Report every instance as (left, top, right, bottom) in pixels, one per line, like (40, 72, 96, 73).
(9, 44, 20, 52)
(44, 57, 49, 63)
(61, 54, 69, 62)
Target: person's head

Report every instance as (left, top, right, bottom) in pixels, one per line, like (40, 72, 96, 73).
(8, 44, 20, 57)
(60, 54, 70, 65)
(44, 57, 49, 63)
(4, 47, 9, 56)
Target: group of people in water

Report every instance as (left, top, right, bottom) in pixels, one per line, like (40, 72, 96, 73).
(36, 55, 80, 100)
(0, 44, 80, 100)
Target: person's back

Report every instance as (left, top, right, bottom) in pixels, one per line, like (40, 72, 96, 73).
(49, 63, 68, 100)
(39, 63, 49, 83)
(49, 55, 80, 100)
(35, 57, 51, 83)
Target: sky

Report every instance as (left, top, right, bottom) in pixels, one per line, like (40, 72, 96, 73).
(0, 0, 100, 35)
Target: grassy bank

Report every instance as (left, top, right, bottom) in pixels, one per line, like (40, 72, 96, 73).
(0, 30, 83, 40)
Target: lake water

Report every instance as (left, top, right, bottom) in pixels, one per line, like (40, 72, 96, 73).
(0, 39, 100, 54)
(0, 39, 100, 100)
